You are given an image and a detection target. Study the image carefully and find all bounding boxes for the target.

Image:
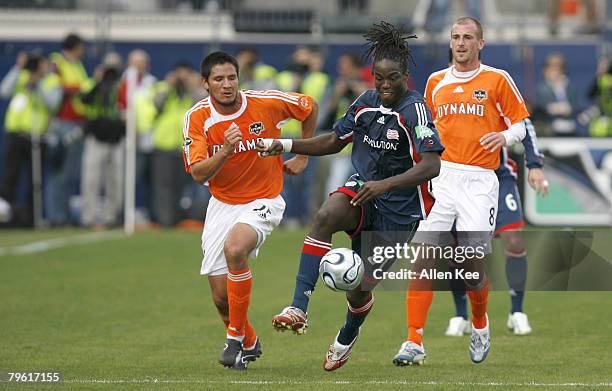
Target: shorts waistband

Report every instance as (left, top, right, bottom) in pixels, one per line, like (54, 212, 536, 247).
(441, 160, 494, 173)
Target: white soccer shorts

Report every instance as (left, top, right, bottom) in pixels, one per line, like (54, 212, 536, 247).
(415, 160, 499, 253)
(200, 194, 285, 276)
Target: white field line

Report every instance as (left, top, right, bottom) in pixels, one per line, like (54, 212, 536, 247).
(61, 379, 612, 387)
(0, 231, 127, 256)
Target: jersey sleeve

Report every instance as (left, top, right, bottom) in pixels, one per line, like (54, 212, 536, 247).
(406, 100, 445, 154)
(424, 77, 436, 120)
(182, 107, 208, 173)
(522, 118, 545, 169)
(332, 92, 367, 142)
(268, 91, 313, 122)
(496, 71, 530, 125)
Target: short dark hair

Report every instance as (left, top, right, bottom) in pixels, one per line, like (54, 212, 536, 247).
(174, 60, 193, 70)
(453, 17, 483, 39)
(24, 53, 44, 72)
(62, 33, 84, 51)
(200, 51, 239, 79)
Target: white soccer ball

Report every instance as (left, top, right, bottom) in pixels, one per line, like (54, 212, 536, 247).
(319, 248, 364, 292)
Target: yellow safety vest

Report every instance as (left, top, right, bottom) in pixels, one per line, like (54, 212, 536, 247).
(589, 74, 612, 137)
(4, 72, 60, 135)
(135, 85, 157, 134)
(50, 51, 89, 116)
(152, 82, 194, 151)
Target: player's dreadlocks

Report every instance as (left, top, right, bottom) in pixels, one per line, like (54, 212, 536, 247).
(363, 21, 417, 73)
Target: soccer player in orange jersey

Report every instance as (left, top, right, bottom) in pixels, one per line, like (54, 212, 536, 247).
(394, 17, 530, 365)
(182, 51, 318, 370)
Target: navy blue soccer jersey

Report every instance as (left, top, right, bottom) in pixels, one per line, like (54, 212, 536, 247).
(496, 118, 545, 180)
(333, 89, 444, 225)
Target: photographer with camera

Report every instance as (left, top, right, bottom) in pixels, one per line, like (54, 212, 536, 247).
(0, 52, 61, 227)
(79, 52, 126, 228)
(149, 61, 202, 227)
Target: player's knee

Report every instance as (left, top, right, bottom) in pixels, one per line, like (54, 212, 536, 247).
(313, 205, 344, 233)
(223, 242, 249, 269)
(504, 232, 525, 254)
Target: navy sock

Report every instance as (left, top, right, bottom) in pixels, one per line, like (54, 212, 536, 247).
(506, 251, 527, 314)
(291, 236, 331, 313)
(450, 269, 468, 319)
(337, 293, 374, 345)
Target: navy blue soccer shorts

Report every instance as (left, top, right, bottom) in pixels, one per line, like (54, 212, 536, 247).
(495, 174, 525, 234)
(332, 174, 419, 290)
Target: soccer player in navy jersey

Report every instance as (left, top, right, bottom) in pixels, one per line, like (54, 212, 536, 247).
(257, 21, 444, 371)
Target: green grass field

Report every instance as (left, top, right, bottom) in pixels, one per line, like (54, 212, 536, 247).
(1, 229, 611, 390)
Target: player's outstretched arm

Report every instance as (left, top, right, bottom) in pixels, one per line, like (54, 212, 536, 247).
(350, 152, 441, 206)
(256, 131, 348, 157)
(189, 122, 242, 184)
(283, 100, 319, 176)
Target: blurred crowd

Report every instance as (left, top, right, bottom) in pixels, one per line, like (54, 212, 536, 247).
(0, 33, 207, 228)
(0, 32, 610, 229)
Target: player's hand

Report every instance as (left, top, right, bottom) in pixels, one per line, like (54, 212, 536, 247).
(480, 132, 506, 153)
(222, 122, 242, 156)
(256, 139, 283, 157)
(528, 168, 549, 196)
(284, 155, 308, 176)
(350, 180, 390, 207)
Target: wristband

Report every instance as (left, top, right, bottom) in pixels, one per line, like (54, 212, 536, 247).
(279, 139, 293, 152)
(258, 138, 293, 157)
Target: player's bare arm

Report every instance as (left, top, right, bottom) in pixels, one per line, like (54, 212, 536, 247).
(189, 122, 242, 184)
(284, 100, 319, 176)
(350, 152, 441, 206)
(256, 130, 348, 157)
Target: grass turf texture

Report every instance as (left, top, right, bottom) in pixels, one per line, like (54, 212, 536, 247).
(1, 229, 611, 390)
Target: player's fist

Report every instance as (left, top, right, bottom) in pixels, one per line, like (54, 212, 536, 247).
(284, 155, 308, 176)
(222, 122, 242, 155)
(528, 168, 549, 196)
(479, 132, 506, 153)
(256, 139, 283, 157)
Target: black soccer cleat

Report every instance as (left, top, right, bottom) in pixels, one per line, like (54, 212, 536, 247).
(219, 338, 243, 368)
(242, 338, 262, 362)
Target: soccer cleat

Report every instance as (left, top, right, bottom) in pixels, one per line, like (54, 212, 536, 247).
(507, 312, 532, 336)
(469, 315, 491, 364)
(323, 329, 359, 371)
(444, 316, 471, 337)
(219, 338, 243, 368)
(392, 341, 426, 366)
(272, 306, 308, 334)
(230, 355, 249, 371)
(242, 337, 262, 362)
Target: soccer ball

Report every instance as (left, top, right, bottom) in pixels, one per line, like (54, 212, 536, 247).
(319, 248, 364, 292)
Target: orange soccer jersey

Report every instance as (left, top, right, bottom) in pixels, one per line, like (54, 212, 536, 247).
(182, 90, 313, 205)
(425, 64, 530, 170)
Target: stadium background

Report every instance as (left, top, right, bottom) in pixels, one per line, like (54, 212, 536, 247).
(1, 0, 611, 389)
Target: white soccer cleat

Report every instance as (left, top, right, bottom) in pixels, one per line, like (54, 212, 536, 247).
(393, 340, 426, 366)
(323, 330, 359, 371)
(272, 306, 308, 334)
(469, 314, 491, 364)
(444, 316, 471, 337)
(507, 312, 532, 335)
